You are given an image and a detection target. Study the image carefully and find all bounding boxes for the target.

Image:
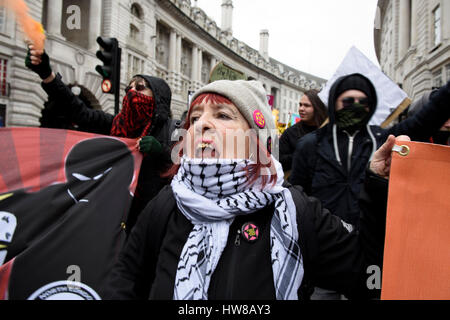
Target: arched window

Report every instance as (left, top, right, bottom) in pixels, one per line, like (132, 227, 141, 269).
(131, 3, 142, 19)
(129, 3, 143, 45)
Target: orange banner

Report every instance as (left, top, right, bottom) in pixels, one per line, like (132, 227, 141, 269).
(381, 141, 450, 300)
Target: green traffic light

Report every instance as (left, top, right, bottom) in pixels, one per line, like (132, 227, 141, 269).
(95, 65, 110, 78)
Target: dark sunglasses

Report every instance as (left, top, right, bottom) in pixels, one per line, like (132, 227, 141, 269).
(124, 83, 149, 94)
(341, 97, 369, 108)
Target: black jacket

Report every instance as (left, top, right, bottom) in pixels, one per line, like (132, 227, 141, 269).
(104, 170, 387, 300)
(289, 77, 450, 226)
(41, 74, 176, 231)
(279, 122, 318, 171)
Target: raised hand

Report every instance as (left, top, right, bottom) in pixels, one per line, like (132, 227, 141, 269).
(25, 44, 53, 81)
(370, 134, 411, 179)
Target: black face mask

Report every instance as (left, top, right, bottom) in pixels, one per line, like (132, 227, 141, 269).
(335, 103, 370, 133)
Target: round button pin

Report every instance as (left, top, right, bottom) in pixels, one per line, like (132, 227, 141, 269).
(241, 222, 259, 243)
(252, 110, 266, 129)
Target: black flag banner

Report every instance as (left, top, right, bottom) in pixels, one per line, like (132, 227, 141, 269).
(0, 128, 143, 300)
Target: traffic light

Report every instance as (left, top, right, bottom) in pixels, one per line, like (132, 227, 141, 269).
(95, 37, 121, 95)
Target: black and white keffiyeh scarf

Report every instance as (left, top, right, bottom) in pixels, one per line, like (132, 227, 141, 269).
(171, 156, 303, 300)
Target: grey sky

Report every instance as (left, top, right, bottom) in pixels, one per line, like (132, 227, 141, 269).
(196, 0, 380, 80)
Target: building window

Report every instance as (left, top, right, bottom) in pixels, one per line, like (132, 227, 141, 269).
(131, 3, 142, 19)
(0, 7, 5, 33)
(446, 64, 450, 82)
(0, 104, 5, 127)
(41, 0, 48, 31)
(128, 54, 144, 79)
(432, 69, 442, 89)
(408, 0, 412, 45)
(130, 24, 139, 41)
(0, 58, 7, 97)
(201, 65, 209, 84)
(156, 23, 170, 68)
(433, 5, 441, 47)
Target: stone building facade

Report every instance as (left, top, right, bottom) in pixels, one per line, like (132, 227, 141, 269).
(0, 0, 325, 127)
(374, 0, 450, 101)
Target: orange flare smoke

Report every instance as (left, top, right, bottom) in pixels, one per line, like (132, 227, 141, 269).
(1, 0, 46, 51)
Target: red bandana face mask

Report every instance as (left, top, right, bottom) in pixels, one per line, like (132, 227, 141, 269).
(110, 90, 155, 138)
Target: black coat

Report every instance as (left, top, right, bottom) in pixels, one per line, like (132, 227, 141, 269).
(279, 122, 318, 171)
(289, 78, 450, 226)
(104, 169, 388, 300)
(41, 74, 176, 231)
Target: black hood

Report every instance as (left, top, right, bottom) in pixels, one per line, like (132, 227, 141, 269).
(135, 74, 172, 133)
(327, 73, 378, 125)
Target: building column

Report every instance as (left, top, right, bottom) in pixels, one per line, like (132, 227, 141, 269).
(211, 57, 218, 71)
(266, 84, 272, 98)
(168, 29, 177, 88)
(198, 48, 203, 84)
(191, 46, 198, 86)
(398, 0, 411, 58)
(176, 34, 182, 74)
(168, 30, 177, 72)
(410, 0, 417, 46)
(89, 0, 103, 51)
(46, 0, 64, 38)
(175, 33, 182, 92)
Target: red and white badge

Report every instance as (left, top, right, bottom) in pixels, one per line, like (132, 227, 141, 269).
(101, 79, 112, 93)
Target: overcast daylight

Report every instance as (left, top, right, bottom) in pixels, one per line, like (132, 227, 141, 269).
(0, 0, 449, 305)
(196, 0, 380, 79)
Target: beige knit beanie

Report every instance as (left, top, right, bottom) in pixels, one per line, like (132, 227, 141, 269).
(190, 80, 276, 155)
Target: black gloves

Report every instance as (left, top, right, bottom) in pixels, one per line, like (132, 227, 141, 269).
(25, 48, 52, 80)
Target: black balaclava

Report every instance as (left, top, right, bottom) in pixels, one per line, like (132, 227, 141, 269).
(329, 73, 378, 133)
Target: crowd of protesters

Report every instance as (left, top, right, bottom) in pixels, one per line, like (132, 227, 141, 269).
(5, 43, 449, 301)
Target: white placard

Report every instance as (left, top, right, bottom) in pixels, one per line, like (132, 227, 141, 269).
(318, 46, 408, 126)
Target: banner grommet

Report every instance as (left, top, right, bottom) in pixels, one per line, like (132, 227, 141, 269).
(392, 144, 410, 156)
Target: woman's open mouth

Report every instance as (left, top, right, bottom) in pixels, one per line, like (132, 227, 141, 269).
(195, 142, 220, 158)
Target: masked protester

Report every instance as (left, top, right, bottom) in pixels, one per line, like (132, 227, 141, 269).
(290, 73, 450, 229)
(288, 74, 449, 300)
(26, 45, 177, 233)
